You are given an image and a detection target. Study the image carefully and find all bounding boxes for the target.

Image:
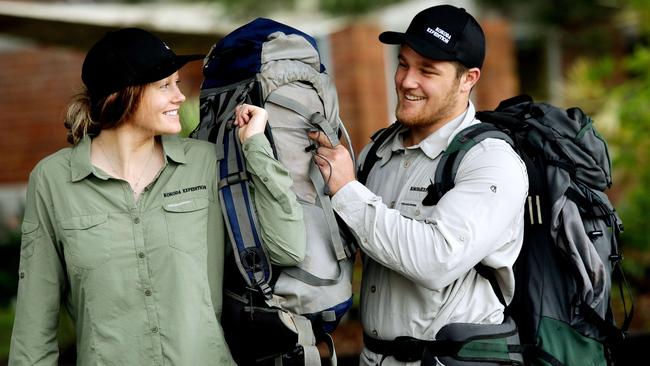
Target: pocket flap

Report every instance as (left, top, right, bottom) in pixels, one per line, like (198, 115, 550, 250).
(21, 220, 40, 235)
(60, 213, 108, 230)
(163, 197, 210, 213)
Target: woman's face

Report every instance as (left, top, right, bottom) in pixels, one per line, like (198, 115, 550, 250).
(130, 71, 186, 136)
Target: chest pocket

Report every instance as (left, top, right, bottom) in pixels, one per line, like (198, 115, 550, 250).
(163, 197, 210, 254)
(59, 213, 110, 270)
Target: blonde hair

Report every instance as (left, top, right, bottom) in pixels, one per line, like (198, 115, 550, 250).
(63, 85, 147, 145)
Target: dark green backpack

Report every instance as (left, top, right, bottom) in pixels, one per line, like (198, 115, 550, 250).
(358, 95, 633, 365)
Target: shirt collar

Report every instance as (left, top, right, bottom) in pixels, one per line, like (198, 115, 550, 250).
(161, 135, 188, 165)
(70, 135, 95, 182)
(376, 101, 478, 165)
(70, 134, 188, 183)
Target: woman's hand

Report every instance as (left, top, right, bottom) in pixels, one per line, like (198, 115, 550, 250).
(234, 103, 268, 143)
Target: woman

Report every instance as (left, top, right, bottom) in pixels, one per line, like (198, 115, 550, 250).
(9, 28, 305, 365)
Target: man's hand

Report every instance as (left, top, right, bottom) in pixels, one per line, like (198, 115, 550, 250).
(234, 103, 268, 143)
(308, 131, 355, 196)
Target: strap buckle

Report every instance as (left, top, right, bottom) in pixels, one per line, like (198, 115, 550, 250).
(218, 172, 249, 189)
(392, 336, 425, 362)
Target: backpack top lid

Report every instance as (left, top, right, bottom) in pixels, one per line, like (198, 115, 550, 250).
(489, 96, 613, 192)
(203, 17, 325, 89)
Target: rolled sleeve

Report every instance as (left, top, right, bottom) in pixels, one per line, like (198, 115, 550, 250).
(243, 133, 306, 266)
(9, 173, 64, 366)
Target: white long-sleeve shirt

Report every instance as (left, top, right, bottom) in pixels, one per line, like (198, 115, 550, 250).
(331, 102, 528, 366)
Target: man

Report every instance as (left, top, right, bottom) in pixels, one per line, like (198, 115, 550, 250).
(309, 5, 528, 365)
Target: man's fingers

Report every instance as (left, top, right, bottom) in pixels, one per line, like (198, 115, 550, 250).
(307, 130, 334, 148)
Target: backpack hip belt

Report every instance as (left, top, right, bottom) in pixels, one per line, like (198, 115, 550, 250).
(363, 317, 523, 365)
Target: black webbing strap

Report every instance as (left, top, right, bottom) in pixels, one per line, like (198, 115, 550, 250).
(430, 123, 514, 206)
(363, 333, 460, 362)
(357, 122, 402, 185)
(474, 262, 507, 307)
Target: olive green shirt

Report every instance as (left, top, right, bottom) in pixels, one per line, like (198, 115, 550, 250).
(9, 133, 305, 366)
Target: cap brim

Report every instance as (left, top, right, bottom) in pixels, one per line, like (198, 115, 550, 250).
(379, 31, 456, 63)
(142, 54, 205, 84)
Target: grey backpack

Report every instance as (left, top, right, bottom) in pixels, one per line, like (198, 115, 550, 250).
(192, 18, 355, 365)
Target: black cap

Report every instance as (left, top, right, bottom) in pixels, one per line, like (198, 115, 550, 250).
(379, 5, 485, 69)
(82, 28, 204, 100)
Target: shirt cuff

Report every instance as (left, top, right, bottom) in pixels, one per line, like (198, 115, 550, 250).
(331, 180, 381, 230)
(241, 133, 274, 158)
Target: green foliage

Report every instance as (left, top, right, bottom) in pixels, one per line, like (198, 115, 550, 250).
(563, 0, 650, 251)
(211, 0, 295, 19)
(163, 0, 407, 17)
(479, 0, 617, 26)
(320, 0, 406, 15)
(179, 97, 200, 138)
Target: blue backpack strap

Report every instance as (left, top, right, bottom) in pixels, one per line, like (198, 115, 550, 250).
(216, 99, 274, 300)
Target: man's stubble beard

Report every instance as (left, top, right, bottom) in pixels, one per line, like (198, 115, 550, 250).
(395, 85, 459, 129)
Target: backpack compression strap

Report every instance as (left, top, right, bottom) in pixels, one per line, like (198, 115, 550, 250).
(266, 92, 354, 261)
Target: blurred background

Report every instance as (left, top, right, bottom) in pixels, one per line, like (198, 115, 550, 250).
(0, 0, 649, 364)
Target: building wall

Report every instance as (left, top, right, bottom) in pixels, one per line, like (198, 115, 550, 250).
(0, 47, 82, 184)
(474, 17, 520, 111)
(330, 23, 390, 155)
(0, 15, 519, 214)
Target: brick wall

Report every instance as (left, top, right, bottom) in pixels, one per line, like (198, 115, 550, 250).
(474, 17, 520, 110)
(330, 23, 389, 154)
(0, 45, 204, 184)
(1, 17, 518, 185)
(0, 47, 82, 183)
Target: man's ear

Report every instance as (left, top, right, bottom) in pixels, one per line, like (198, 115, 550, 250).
(460, 68, 481, 93)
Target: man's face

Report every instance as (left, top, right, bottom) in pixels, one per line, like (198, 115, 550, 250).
(394, 45, 464, 129)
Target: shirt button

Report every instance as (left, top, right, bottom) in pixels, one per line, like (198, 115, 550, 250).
(151, 326, 159, 333)
(370, 285, 376, 293)
(244, 145, 250, 151)
(145, 289, 152, 296)
(19, 272, 25, 279)
(262, 177, 269, 182)
(134, 217, 140, 224)
(138, 252, 145, 259)
(415, 209, 420, 216)
(403, 160, 411, 168)
(372, 329, 378, 336)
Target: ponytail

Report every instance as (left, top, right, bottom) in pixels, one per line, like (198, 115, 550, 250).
(64, 90, 99, 145)
(63, 85, 146, 145)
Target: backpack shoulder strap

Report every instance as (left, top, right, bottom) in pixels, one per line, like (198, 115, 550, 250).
(357, 122, 402, 185)
(430, 122, 515, 307)
(217, 114, 274, 300)
(429, 123, 514, 206)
